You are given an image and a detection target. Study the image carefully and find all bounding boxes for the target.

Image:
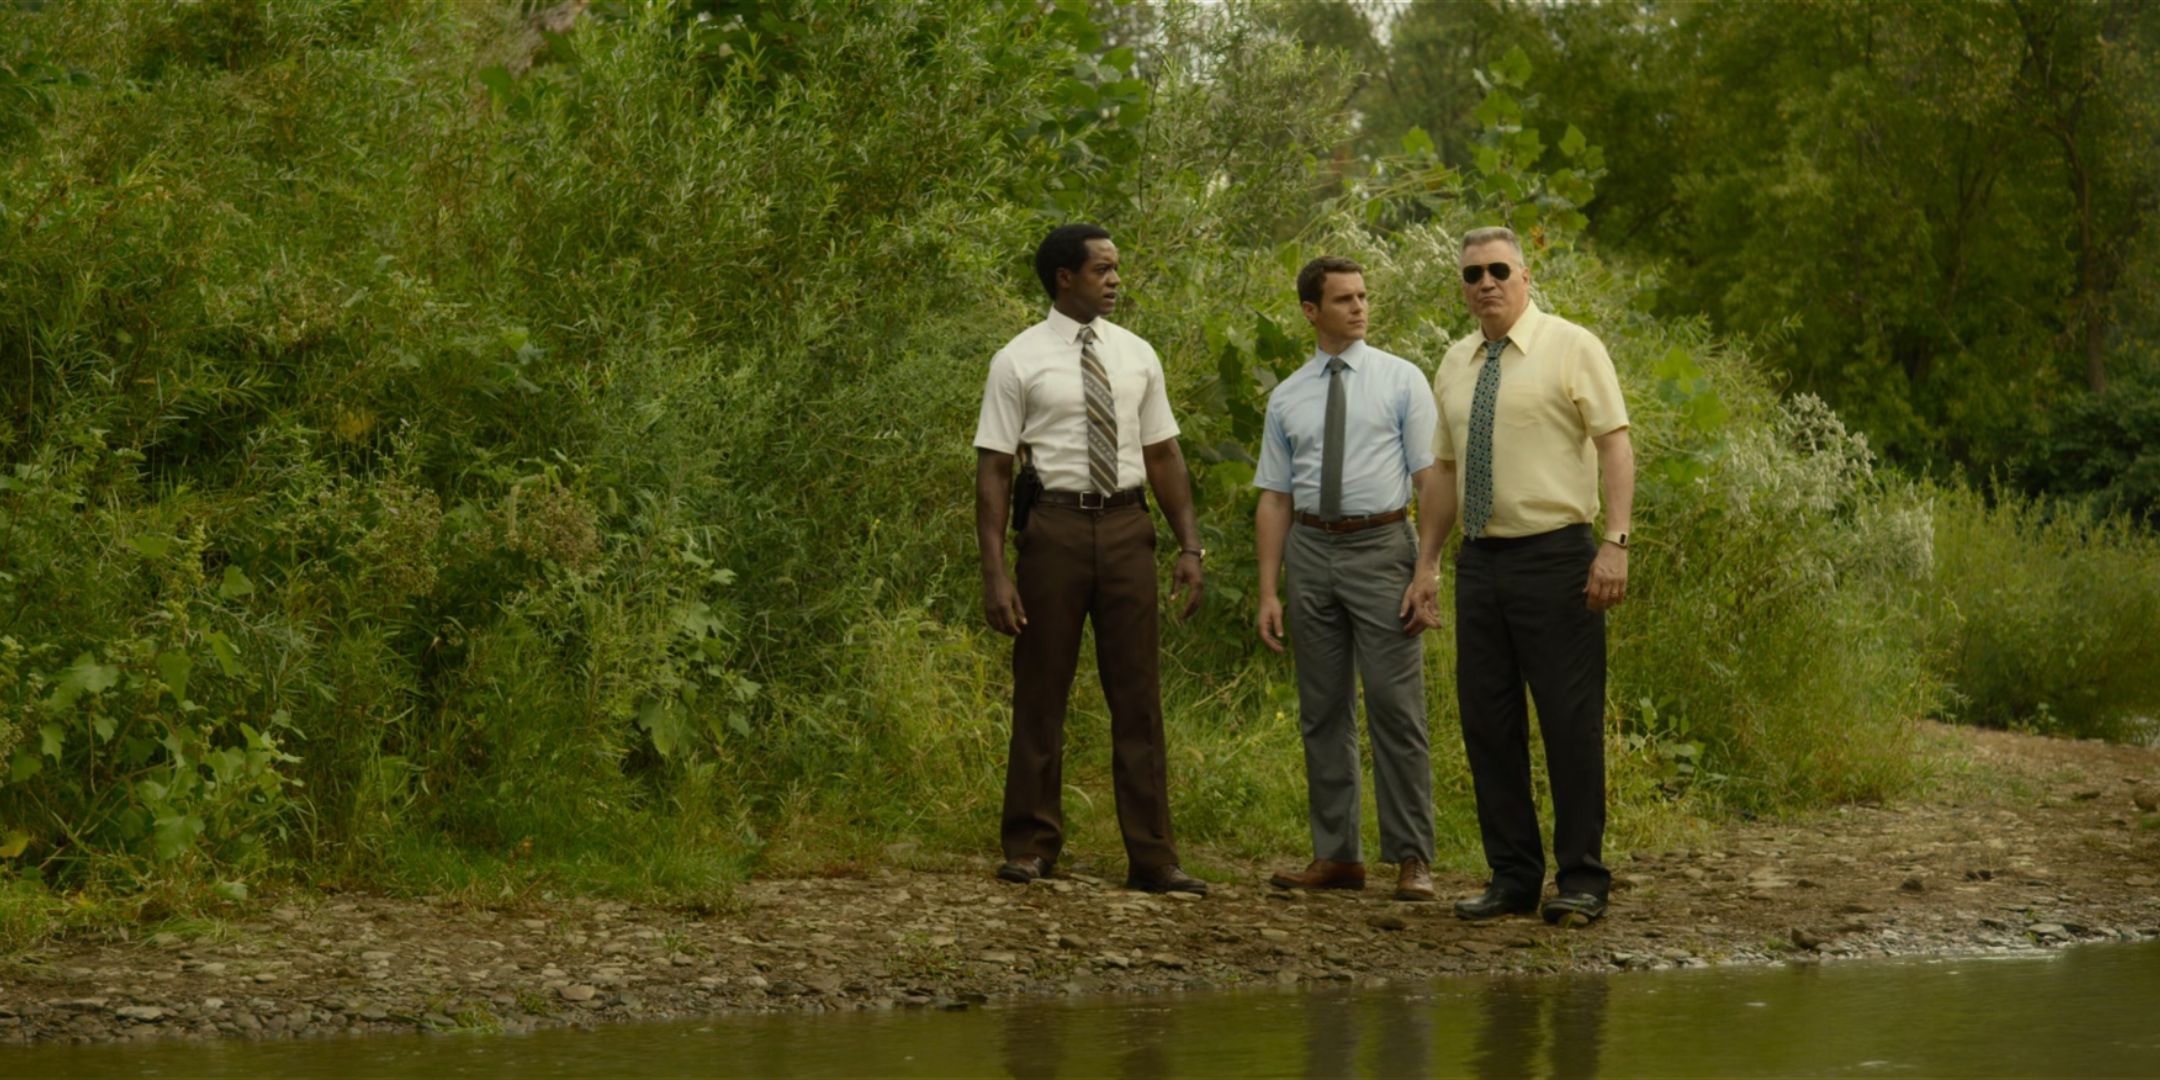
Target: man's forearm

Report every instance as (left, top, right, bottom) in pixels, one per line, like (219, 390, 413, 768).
(1416, 460, 1451, 574)
(1594, 430, 1635, 535)
(1143, 440, 1202, 552)
(976, 450, 1014, 576)
(1255, 491, 1292, 597)
(1417, 463, 1458, 571)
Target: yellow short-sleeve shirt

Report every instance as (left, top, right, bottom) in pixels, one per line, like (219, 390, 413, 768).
(1432, 302, 1628, 538)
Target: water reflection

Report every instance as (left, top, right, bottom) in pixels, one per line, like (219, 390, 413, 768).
(1469, 977, 1607, 1080)
(17, 941, 2160, 1078)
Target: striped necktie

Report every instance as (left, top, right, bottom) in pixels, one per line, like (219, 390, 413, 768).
(1079, 325, 1118, 494)
(1463, 338, 1506, 540)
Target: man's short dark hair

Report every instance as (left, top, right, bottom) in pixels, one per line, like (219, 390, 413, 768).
(1035, 223, 1113, 300)
(1297, 255, 1364, 305)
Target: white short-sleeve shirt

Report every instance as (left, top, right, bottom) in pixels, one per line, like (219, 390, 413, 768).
(973, 308, 1180, 492)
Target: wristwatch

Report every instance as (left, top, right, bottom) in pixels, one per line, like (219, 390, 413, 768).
(1603, 532, 1629, 550)
(1181, 547, 1207, 560)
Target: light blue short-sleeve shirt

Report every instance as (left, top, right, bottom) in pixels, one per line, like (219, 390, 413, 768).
(1254, 339, 1437, 515)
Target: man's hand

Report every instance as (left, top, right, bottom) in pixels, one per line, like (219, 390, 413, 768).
(1257, 593, 1286, 653)
(985, 570, 1028, 635)
(1399, 572, 1443, 634)
(1584, 544, 1628, 611)
(1171, 551, 1204, 622)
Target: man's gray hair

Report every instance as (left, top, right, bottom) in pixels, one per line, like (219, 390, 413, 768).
(1460, 226, 1526, 263)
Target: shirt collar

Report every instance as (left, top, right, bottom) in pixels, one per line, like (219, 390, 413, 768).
(1481, 301, 1546, 358)
(1045, 306, 1102, 345)
(1308, 337, 1371, 373)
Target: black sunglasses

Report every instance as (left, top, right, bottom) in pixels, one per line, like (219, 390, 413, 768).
(1461, 262, 1515, 284)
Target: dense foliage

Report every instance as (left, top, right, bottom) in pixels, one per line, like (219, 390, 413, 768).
(0, 0, 2152, 925)
(1274, 0, 2160, 489)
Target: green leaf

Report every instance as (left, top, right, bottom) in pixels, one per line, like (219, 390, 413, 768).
(1684, 390, 1732, 432)
(214, 880, 249, 902)
(218, 565, 256, 600)
(68, 652, 120, 695)
(1253, 313, 1301, 367)
(1400, 125, 1435, 158)
(727, 713, 752, 738)
(540, 29, 579, 66)
(38, 723, 63, 759)
(206, 632, 243, 677)
(156, 650, 193, 703)
(1473, 90, 1520, 129)
(638, 698, 684, 757)
(1652, 344, 1701, 382)
(92, 713, 115, 743)
(9, 749, 41, 783)
(1492, 45, 1533, 88)
(0, 829, 28, 859)
(153, 814, 204, 860)
(128, 535, 173, 559)
(476, 65, 514, 108)
(1559, 124, 1588, 159)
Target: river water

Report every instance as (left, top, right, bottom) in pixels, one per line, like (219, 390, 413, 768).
(15, 940, 2159, 1077)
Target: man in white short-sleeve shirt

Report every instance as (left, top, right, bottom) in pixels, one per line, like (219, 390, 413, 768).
(972, 223, 1208, 897)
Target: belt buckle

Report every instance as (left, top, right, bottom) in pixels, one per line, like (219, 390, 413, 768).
(1079, 490, 1105, 511)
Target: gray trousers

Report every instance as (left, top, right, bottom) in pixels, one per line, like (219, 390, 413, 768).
(1285, 519, 1436, 864)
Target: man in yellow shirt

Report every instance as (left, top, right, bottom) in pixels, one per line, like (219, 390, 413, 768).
(1427, 227, 1634, 926)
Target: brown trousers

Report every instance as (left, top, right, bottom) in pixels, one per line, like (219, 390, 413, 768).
(1002, 501, 1178, 871)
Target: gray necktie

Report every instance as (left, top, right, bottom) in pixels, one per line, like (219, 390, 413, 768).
(1079, 325, 1118, 494)
(1319, 355, 1347, 521)
(1463, 339, 1506, 540)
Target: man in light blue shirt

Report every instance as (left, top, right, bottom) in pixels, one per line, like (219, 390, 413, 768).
(1255, 256, 1447, 902)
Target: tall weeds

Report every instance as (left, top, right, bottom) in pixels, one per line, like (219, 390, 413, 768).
(2, 1, 2140, 919)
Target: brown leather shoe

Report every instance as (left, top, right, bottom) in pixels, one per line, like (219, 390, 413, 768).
(1392, 858, 1436, 902)
(1269, 859, 1366, 891)
(995, 856, 1050, 884)
(1126, 864, 1208, 896)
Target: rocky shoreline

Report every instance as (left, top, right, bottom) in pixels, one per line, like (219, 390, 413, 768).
(4, 724, 2156, 1047)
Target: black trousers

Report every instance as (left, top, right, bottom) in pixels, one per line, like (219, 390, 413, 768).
(1454, 523, 1610, 899)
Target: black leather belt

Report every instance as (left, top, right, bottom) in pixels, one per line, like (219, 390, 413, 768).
(1038, 488, 1147, 510)
(1294, 507, 1408, 533)
(1465, 523, 1593, 550)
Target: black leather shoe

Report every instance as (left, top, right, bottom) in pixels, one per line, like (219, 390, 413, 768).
(1453, 886, 1538, 921)
(1541, 891, 1608, 926)
(996, 856, 1050, 884)
(1125, 864, 1208, 896)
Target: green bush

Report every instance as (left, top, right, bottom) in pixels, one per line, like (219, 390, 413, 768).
(1927, 486, 2160, 742)
(0, 0, 2059, 916)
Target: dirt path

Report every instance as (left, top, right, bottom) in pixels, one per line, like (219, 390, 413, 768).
(4, 723, 2156, 1045)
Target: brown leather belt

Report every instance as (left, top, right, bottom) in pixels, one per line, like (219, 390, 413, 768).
(1038, 488, 1147, 510)
(1294, 507, 1408, 533)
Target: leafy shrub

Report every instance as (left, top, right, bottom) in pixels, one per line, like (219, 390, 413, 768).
(1926, 486, 2160, 742)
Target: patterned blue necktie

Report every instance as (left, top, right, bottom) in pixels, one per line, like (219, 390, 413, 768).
(1463, 339, 1506, 540)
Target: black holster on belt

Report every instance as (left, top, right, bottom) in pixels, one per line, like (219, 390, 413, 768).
(1010, 447, 1043, 534)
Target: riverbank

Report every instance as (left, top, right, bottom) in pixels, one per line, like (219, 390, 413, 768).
(4, 723, 2156, 1046)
